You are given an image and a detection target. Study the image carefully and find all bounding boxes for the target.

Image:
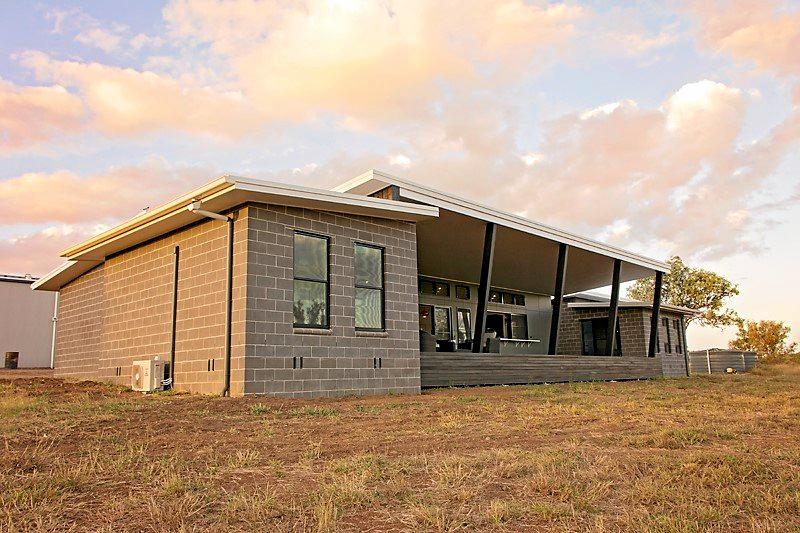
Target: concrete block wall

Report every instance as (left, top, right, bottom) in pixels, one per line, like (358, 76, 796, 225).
(241, 204, 421, 397)
(53, 212, 249, 395)
(556, 305, 648, 356)
(54, 265, 105, 378)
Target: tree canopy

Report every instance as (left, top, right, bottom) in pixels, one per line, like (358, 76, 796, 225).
(627, 256, 739, 328)
(729, 320, 797, 362)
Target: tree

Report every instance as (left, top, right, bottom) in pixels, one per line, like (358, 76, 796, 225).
(627, 256, 739, 328)
(729, 320, 797, 362)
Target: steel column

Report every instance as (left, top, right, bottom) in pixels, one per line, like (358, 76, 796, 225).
(471, 222, 496, 353)
(606, 258, 622, 356)
(647, 271, 663, 357)
(548, 243, 569, 355)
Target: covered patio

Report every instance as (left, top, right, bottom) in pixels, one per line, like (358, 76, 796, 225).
(335, 170, 671, 385)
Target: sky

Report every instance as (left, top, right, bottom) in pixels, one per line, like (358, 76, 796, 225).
(0, 0, 798, 349)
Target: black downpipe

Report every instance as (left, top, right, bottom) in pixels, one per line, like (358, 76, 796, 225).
(222, 216, 234, 396)
(169, 246, 180, 387)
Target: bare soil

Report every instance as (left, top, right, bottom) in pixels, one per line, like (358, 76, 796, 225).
(2, 366, 799, 532)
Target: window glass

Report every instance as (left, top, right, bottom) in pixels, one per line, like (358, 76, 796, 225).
(294, 233, 327, 281)
(355, 287, 382, 329)
(293, 279, 327, 327)
(514, 294, 525, 306)
(419, 304, 434, 334)
(434, 282, 450, 297)
(355, 245, 382, 288)
(455, 285, 470, 300)
(355, 244, 384, 330)
(456, 308, 472, 343)
(510, 314, 528, 340)
(434, 307, 452, 340)
(419, 279, 435, 295)
(489, 290, 501, 303)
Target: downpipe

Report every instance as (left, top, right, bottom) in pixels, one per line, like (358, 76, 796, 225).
(188, 201, 235, 396)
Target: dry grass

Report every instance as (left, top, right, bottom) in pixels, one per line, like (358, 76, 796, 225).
(1, 365, 799, 532)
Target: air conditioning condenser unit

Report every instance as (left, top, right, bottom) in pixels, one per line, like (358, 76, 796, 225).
(131, 359, 166, 392)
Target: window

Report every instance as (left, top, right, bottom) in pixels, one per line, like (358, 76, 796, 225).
(674, 319, 683, 353)
(434, 281, 450, 297)
(354, 243, 384, 331)
(456, 308, 472, 345)
(488, 289, 525, 306)
(663, 317, 672, 353)
(433, 307, 452, 340)
(510, 314, 528, 340)
(581, 318, 622, 356)
(456, 285, 471, 300)
(419, 278, 450, 297)
(293, 232, 329, 328)
(419, 279, 435, 295)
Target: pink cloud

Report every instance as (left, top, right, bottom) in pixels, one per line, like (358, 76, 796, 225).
(164, 0, 583, 125)
(19, 51, 263, 138)
(0, 225, 99, 276)
(685, 0, 800, 76)
(0, 79, 85, 151)
(0, 157, 211, 225)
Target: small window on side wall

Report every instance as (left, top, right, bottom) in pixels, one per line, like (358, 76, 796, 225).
(355, 243, 384, 331)
(455, 285, 470, 300)
(293, 232, 329, 328)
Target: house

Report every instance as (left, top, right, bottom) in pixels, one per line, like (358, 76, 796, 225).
(33, 170, 682, 397)
(1, 274, 58, 368)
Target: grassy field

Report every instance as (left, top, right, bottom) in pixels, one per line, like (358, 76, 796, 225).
(2, 366, 799, 532)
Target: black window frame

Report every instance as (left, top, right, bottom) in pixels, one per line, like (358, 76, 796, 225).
(580, 317, 622, 356)
(456, 307, 472, 345)
(455, 284, 471, 300)
(419, 278, 450, 297)
(663, 317, 672, 353)
(354, 242, 386, 332)
(674, 319, 683, 353)
(292, 231, 331, 329)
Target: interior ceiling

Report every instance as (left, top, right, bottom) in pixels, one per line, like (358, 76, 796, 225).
(415, 209, 654, 295)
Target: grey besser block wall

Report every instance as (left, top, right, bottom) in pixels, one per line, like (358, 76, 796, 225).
(242, 204, 421, 397)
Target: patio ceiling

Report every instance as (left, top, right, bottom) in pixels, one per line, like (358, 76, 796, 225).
(415, 207, 655, 295)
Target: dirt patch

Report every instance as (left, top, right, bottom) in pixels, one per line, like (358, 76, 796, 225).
(1, 366, 799, 532)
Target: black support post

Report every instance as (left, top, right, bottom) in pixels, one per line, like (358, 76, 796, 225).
(471, 222, 496, 353)
(680, 315, 690, 376)
(168, 246, 180, 386)
(648, 271, 663, 358)
(548, 243, 569, 355)
(606, 258, 621, 356)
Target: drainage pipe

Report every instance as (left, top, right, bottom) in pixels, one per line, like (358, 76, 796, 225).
(187, 201, 235, 396)
(49, 293, 59, 369)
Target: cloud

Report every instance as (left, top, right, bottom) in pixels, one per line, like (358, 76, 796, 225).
(19, 51, 263, 138)
(75, 26, 125, 52)
(0, 157, 211, 225)
(163, 0, 583, 125)
(0, 225, 102, 276)
(293, 79, 797, 260)
(0, 79, 85, 151)
(685, 0, 800, 76)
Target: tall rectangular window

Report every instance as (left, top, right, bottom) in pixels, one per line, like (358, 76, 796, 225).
(663, 317, 672, 353)
(434, 307, 452, 340)
(293, 232, 329, 328)
(674, 319, 683, 353)
(354, 243, 384, 331)
(456, 308, 472, 344)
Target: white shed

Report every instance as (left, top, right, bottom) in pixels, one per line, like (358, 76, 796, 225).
(0, 274, 57, 368)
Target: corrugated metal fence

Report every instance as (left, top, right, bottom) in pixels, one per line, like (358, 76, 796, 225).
(688, 349, 758, 375)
